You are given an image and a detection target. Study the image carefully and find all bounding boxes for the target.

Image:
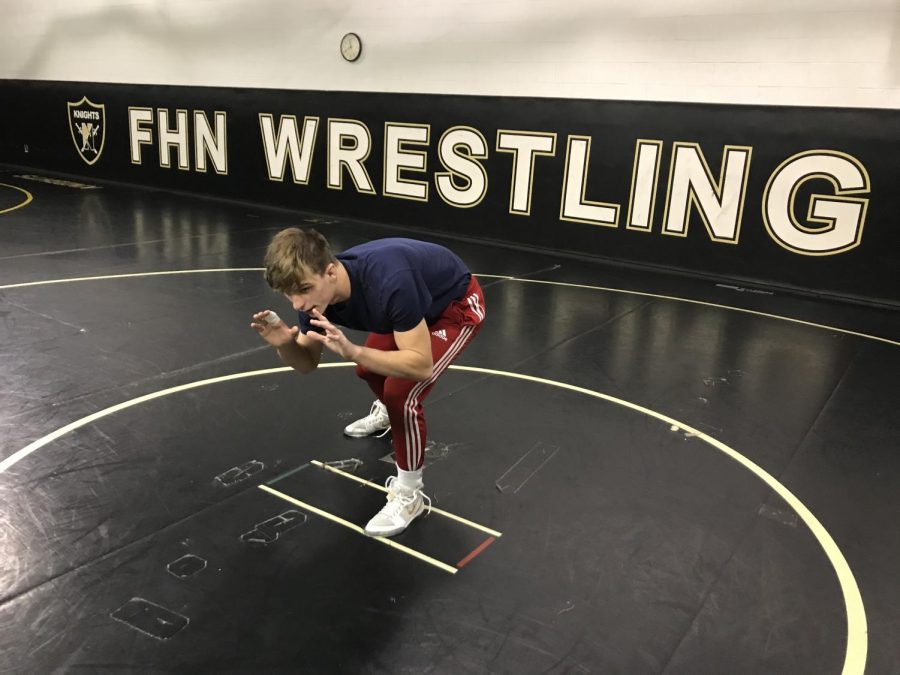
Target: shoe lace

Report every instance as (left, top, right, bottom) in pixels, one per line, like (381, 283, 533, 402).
(384, 476, 432, 515)
(366, 401, 391, 437)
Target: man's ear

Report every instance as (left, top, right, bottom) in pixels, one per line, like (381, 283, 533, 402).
(325, 262, 337, 279)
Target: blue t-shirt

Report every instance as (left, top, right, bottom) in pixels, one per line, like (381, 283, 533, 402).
(299, 238, 471, 335)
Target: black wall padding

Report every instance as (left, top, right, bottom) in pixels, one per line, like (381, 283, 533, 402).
(2, 80, 897, 305)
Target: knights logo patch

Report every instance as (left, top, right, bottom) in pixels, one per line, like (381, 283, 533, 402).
(67, 96, 106, 165)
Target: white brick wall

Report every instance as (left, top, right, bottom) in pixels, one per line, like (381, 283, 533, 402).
(1, 0, 897, 108)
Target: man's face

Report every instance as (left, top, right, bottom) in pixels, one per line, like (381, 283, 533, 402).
(285, 263, 336, 313)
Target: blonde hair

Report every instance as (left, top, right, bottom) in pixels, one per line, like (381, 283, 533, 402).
(264, 228, 337, 293)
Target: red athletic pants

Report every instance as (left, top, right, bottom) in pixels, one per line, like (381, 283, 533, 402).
(354, 275, 486, 471)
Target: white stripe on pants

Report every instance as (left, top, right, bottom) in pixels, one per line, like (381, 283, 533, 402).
(402, 324, 475, 470)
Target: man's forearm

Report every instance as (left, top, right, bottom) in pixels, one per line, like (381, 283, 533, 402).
(275, 340, 318, 373)
(351, 345, 432, 382)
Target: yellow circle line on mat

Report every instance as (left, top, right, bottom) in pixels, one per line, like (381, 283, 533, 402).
(0, 268, 895, 348)
(0, 183, 34, 215)
(476, 274, 900, 348)
(0, 268, 264, 289)
(0, 363, 866, 674)
(454, 365, 866, 675)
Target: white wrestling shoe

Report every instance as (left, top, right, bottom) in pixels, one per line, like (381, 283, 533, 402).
(364, 476, 431, 537)
(343, 400, 391, 438)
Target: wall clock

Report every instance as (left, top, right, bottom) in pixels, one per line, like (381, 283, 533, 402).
(340, 32, 362, 62)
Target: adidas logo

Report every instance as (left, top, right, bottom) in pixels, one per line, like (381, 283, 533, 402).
(431, 328, 447, 341)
